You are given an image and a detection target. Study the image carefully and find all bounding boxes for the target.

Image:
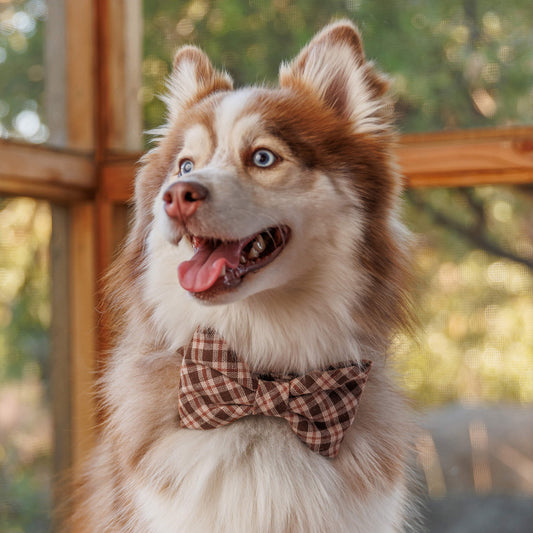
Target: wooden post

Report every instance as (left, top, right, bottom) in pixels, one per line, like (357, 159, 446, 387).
(94, 0, 142, 271)
(46, 0, 95, 152)
(94, 0, 143, 362)
(50, 205, 72, 532)
(97, 0, 143, 155)
(69, 204, 97, 470)
(46, 2, 98, 528)
(65, 1, 95, 152)
(45, 0, 66, 147)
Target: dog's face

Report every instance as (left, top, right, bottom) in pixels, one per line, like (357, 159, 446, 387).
(153, 87, 364, 305)
(138, 21, 404, 317)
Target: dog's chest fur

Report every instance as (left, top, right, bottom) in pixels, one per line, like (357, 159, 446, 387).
(92, 325, 411, 533)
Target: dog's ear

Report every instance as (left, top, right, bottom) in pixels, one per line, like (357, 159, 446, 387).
(279, 20, 390, 133)
(166, 46, 233, 120)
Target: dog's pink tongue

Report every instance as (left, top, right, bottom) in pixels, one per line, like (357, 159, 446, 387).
(178, 241, 242, 292)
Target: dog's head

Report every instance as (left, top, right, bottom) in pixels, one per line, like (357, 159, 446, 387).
(121, 20, 409, 347)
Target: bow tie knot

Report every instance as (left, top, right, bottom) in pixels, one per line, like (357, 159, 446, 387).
(177, 328, 372, 458)
(253, 378, 290, 417)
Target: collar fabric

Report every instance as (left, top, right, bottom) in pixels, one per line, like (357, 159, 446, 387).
(177, 327, 372, 458)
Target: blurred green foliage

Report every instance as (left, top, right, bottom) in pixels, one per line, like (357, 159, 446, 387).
(399, 186, 533, 406)
(0, 199, 50, 381)
(142, 0, 533, 135)
(1, 6, 51, 532)
(0, 199, 51, 532)
(0, 0, 47, 142)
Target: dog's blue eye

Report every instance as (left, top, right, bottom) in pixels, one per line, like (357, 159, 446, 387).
(179, 159, 194, 175)
(252, 149, 277, 168)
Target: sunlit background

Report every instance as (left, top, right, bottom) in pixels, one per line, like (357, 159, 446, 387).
(0, 0, 47, 143)
(0, 198, 50, 533)
(1, 0, 532, 531)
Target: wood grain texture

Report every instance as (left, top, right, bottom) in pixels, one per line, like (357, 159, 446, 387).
(50, 205, 73, 532)
(66, 0, 95, 151)
(44, 0, 94, 151)
(45, 0, 67, 147)
(399, 127, 533, 188)
(98, 0, 143, 153)
(69, 203, 97, 471)
(0, 140, 94, 200)
(100, 159, 138, 202)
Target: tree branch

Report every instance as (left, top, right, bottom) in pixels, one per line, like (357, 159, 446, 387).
(458, 188, 486, 235)
(407, 191, 533, 271)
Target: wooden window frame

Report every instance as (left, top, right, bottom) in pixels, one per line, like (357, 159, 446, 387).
(0, 0, 532, 526)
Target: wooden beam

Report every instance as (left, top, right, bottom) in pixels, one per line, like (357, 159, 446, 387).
(97, 0, 143, 154)
(45, 0, 95, 151)
(66, 0, 95, 151)
(45, 0, 67, 147)
(0, 178, 92, 203)
(69, 203, 97, 471)
(4, 126, 530, 203)
(0, 140, 95, 200)
(398, 127, 533, 188)
(400, 125, 533, 144)
(50, 205, 73, 532)
(94, 158, 137, 275)
(49, 203, 98, 530)
(100, 159, 138, 202)
(92, 0, 142, 342)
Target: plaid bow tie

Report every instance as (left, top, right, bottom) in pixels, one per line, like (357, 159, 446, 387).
(177, 328, 372, 458)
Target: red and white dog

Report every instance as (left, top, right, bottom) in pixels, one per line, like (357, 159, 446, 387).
(75, 20, 414, 532)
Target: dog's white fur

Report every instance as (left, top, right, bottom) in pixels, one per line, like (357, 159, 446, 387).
(74, 20, 414, 532)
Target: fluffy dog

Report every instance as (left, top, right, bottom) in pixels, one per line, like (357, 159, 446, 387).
(75, 20, 414, 533)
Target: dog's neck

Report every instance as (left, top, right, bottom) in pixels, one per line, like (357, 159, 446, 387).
(146, 273, 367, 376)
(211, 286, 364, 374)
(142, 228, 376, 374)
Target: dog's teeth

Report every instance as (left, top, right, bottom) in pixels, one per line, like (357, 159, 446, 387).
(248, 247, 260, 260)
(240, 254, 247, 264)
(219, 265, 226, 277)
(253, 234, 265, 252)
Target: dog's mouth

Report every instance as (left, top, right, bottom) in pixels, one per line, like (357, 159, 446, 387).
(177, 226, 291, 296)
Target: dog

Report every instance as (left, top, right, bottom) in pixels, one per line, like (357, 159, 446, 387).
(74, 19, 414, 533)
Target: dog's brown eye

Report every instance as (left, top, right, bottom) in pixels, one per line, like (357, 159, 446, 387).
(179, 159, 194, 176)
(252, 149, 277, 168)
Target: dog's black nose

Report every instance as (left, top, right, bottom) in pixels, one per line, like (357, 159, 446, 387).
(163, 181, 209, 222)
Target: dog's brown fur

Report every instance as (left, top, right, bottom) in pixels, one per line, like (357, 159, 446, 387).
(73, 20, 414, 532)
